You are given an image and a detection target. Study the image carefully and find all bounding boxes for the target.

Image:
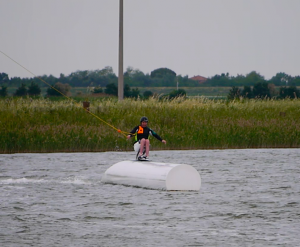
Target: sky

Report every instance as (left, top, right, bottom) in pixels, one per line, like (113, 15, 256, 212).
(1, 0, 300, 80)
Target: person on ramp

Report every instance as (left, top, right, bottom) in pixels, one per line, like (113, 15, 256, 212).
(127, 116, 166, 160)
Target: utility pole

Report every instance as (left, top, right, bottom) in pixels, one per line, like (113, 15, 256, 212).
(118, 0, 124, 100)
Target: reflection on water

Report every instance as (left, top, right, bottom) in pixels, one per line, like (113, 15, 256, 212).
(0, 149, 299, 246)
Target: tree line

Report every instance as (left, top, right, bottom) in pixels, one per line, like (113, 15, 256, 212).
(206, 71, 300, 87)
(1, 67, 300, 89)
(0, 80, 188, 100)
(228, 82, 300, 100)
(0, 67, 196, 88)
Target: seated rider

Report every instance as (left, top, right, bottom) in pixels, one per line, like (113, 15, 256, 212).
(127, 116, 166, 160)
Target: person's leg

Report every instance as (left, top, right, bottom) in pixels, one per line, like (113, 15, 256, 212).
(145, 139, 150, 157)
(139, 139, 145, 156)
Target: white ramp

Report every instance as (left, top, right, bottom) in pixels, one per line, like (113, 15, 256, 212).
(102, 160, 201, 191)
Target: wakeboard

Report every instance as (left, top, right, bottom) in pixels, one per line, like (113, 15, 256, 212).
(137, 158, 150, 162)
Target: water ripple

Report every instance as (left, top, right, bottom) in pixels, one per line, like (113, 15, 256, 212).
(0, 149, 300, 246)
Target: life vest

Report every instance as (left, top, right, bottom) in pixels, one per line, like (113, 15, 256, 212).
(137, 126, 144, 134)
(135, 126, 143, 142)
(135, 126, 150, 142)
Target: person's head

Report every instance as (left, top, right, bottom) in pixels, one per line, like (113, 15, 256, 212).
(140, 116, 148, 127)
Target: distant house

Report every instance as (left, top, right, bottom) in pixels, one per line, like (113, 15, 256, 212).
(189, 75, 207, 84)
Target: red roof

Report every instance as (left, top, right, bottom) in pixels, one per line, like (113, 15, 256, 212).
(189, 75, 207, 84)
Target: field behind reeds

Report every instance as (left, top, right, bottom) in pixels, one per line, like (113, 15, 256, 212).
(1, 97, 300, 153)
(6, 86, 231, 97)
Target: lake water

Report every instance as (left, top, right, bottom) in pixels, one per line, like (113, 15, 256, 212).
(0, 149, 300, 247)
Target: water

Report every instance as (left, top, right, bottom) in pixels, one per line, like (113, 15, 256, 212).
(0, 149, 300, 247)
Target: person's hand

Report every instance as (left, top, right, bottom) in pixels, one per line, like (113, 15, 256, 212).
(162, 140, 166, 144)
(127, 135, 131, 139)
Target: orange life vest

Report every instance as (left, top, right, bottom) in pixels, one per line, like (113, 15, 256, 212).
(137, 126, 144, 134)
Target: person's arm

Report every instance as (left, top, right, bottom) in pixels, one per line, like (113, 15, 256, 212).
(127, 126, 138, 139)
(150, 129, 166, 144)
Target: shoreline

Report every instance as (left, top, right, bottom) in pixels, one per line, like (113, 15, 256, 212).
(1, 146, 299, 154)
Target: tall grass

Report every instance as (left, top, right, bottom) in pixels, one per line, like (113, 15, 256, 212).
(1, 96, 300, 153)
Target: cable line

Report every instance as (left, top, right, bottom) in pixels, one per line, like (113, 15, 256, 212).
(0, 50, 133, 137)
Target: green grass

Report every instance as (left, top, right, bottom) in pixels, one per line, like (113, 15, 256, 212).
(1, 96, 300, 153)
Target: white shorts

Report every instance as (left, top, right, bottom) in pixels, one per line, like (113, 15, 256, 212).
(133, 141, 140, 152)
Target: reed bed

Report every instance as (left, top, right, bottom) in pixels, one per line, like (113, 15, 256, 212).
(1, 97, 300, 153)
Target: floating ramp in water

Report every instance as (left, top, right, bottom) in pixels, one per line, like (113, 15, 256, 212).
(102, 160, 201, 191)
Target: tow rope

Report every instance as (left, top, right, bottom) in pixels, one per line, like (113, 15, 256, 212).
(0, 50, 133, 138)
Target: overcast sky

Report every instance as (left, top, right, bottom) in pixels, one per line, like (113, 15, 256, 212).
(1, 0, 299, 80)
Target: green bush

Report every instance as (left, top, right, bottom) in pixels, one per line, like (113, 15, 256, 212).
(47, 82, 71, 96)
(279, 86, 300, 99)
(93, 86, 103, 94)
(14, 83, 28, 96)
(0, 86, 8, 97)
(28, 82, 41, 96)
(143, 90, 153, 99)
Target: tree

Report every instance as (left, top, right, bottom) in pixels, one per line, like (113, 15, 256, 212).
(59, 73, 68, 84)
(123, 84, 140, 98)
(244, 71, 265, 86)
(47, 82, 71, 96)
(0, 73, 9, 84)
(130, 88, 140, 99)
(241, 86, 253, 99)
(150, 68, 176, 78)
(124, 67, 146, 87)
(143, 90, 153, 99)
(10, 77, 22, 87)
(104, 83, 118, 96)
(14, 83, 28, 96)
(279, 86, 300, 99)
(0, 86, 8, 97)
(252, 81, 270, 98)
(269, 72, 292, 86)
(124, 84, 131, 97)
(93, 86, 103, 94)
(177, 75, 198, 87)
(28, 81, 41, 96)
(293, 76, 300, 86)
(47, 74, 58, 85)
(231, 74, 246, 86)
(69, 70, 90, 87)
(227, 86, 241, 100)
(168, 89, 186, 99)
(206, 74, 231, 87)
(149, 68, 177, 87)
(99, 66, 115, 76)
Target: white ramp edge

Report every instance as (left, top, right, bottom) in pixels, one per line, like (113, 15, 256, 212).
(102, 160, 201, 191)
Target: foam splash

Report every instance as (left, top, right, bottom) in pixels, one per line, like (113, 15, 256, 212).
(0, 177, 92, 185)
(60, 177, 92, 185)
(0, 178, 46, 185)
